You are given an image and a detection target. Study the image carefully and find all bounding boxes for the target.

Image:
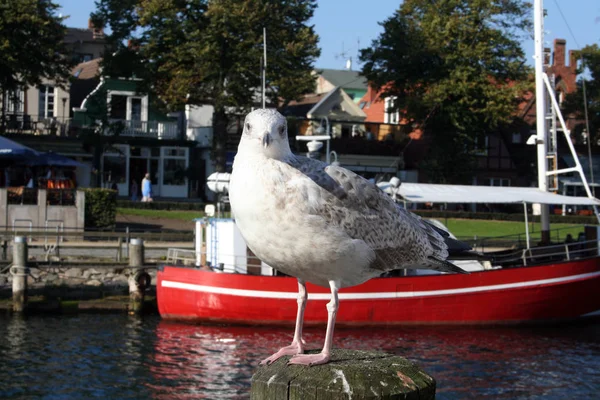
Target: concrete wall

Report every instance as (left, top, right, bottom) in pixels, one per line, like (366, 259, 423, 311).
(0, 189, 85, 230)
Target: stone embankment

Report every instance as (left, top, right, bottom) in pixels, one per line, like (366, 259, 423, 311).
(0, 265, 156, 291)
(0, 237, 160, 313)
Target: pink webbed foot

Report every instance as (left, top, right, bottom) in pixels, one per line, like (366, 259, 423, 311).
(260, 341, 304, 365)
(288, 352, 330, 366)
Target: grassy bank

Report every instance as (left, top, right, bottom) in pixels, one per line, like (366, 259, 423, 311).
(116, 208, 588, 240)
(117, 208, 204, 221)
(440, 218, 584, 240)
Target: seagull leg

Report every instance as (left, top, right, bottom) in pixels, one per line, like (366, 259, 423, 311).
(288, 280, 340, 366)
(260, 279, 307, 365)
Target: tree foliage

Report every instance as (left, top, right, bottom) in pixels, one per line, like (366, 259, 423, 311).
(92, 0, 320, 171)
(360, 0, 533, 183)
(0, 0, 72, 130)
(562, 44, 600, 143)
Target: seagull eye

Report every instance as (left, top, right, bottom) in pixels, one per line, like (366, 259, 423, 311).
(278, 125, 285, 137)
(245, 123, 251, 134)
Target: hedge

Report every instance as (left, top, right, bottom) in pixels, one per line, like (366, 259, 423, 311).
(117, 200, 208, 211)
(85, 189, 117, 229)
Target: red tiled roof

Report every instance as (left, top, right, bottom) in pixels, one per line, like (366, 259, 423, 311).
(72, 58, 101, 80)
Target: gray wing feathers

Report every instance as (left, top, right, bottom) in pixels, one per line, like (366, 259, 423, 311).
(288, 159, 451, 271)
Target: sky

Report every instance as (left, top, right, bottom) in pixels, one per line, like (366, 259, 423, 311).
(56, 0, 600, 70)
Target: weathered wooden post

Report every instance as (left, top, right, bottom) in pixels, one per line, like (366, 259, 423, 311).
(129, 238, 144, 267)
(250, 349, 436, 400)
(128, 238, 147, 314)
(11, 236, 29, 313)
(116, 236, 123, 262)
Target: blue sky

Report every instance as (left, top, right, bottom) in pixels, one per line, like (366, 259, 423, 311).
(56, 0, 599, 70)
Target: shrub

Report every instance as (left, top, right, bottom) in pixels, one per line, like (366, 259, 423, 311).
(84, 189, 117, 229)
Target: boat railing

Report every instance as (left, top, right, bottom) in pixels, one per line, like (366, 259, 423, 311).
(166, 248, 198, 265)
(166, 248, 267, 275)
(486, 239, 599, 267)
(166, 239, 599, 275)
(519, 239, 598, 266)
(462, 225, 591, 253)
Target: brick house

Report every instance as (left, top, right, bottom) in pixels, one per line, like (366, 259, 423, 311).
(357, 39, 584, 188)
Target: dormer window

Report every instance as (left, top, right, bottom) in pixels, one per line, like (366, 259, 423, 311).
(384, 96, 399, 124)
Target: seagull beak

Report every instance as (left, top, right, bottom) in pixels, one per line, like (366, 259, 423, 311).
(262, 132, 272, 148)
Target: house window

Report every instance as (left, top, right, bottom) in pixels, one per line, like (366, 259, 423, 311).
(131, 98, 142, 121)
(483, 178, 510, 187)
(474, 135, 489, 156)
(162, 147, 188, 186)
(162, 159, 186, 185)
(107, 91, 148, 122)
(73, 53, 93, 63)
(103, 155, 127, 184)
(384, 96, 399, 124)
(4, 89, 24, 114)
(109, 95, 127, 119)
(38, 85, 55, 119)
(512, 132, 521, 144)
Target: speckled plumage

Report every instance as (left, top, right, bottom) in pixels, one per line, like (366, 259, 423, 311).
(229, 109, 461, 289)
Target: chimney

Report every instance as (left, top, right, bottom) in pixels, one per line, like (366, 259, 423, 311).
(88, 18, 104, 40)
(569, 50, 579, 73)
(553, 39, 566, 67)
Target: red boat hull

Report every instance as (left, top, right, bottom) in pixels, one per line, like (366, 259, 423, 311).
(157, 258, 600, 325)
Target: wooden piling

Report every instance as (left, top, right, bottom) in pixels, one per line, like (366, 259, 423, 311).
(116, 237, 123, 262)
(250, 349, 436, 400)
(11, 236, 29, 313)
(129, 238, 144, 267)
(128, 238, 147, 314)
(128, 270, 151, 314)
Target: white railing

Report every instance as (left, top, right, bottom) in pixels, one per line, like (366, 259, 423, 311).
(107, 119, 179, 139)
(166, 248, 265, 275)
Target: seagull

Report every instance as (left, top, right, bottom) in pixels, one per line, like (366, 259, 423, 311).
(229, 109, 469, 366)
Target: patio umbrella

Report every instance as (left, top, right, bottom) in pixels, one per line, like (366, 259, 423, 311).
(0, 136, 41, 159)
(36, 152, 84, 168)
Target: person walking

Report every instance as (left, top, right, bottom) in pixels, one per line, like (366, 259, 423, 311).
(130, 180, 139, 201)
(141, 173, 153, 202)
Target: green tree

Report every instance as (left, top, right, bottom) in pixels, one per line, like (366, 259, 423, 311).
(360, 0, 532, 183)
(92, 0, 320, 172)
(562, 44, 600, 143)
(0, 0, 72, 132)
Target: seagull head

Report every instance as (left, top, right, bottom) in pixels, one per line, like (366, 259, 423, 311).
(239, 109, 292, 160)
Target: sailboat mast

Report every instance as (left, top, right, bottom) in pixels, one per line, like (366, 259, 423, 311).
(534, 0, 551, 242)
(262, 27, 267, 109)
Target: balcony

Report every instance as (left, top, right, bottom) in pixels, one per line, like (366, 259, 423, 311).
(107, 119, 179, 140)
(1, 114, 72, 136)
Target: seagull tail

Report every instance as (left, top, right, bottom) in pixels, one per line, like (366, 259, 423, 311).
(427, 256, 470, 274)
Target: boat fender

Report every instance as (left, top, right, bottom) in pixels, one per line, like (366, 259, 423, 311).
(136, 272, 152, 291)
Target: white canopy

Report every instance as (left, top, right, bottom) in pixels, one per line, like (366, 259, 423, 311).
(377, 182, 600, 206)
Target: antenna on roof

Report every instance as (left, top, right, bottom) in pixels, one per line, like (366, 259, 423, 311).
(335, 42, 352, 70)
(335, 38, 362, 70)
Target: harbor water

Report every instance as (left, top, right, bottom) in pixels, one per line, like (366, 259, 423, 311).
(1, 314, 599, 399)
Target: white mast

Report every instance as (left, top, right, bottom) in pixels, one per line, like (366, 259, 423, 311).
(534, 0, 550, 241)
(533, 0, 600, 227)
(262, 27, 267, 109)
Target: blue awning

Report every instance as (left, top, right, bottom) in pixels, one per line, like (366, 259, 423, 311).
(0, 136, 40, 158)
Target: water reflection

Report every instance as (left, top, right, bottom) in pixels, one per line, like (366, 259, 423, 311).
(150, 323, 263, 399)
(0, 315, 599, 399)
(150, 321, 600, 399)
